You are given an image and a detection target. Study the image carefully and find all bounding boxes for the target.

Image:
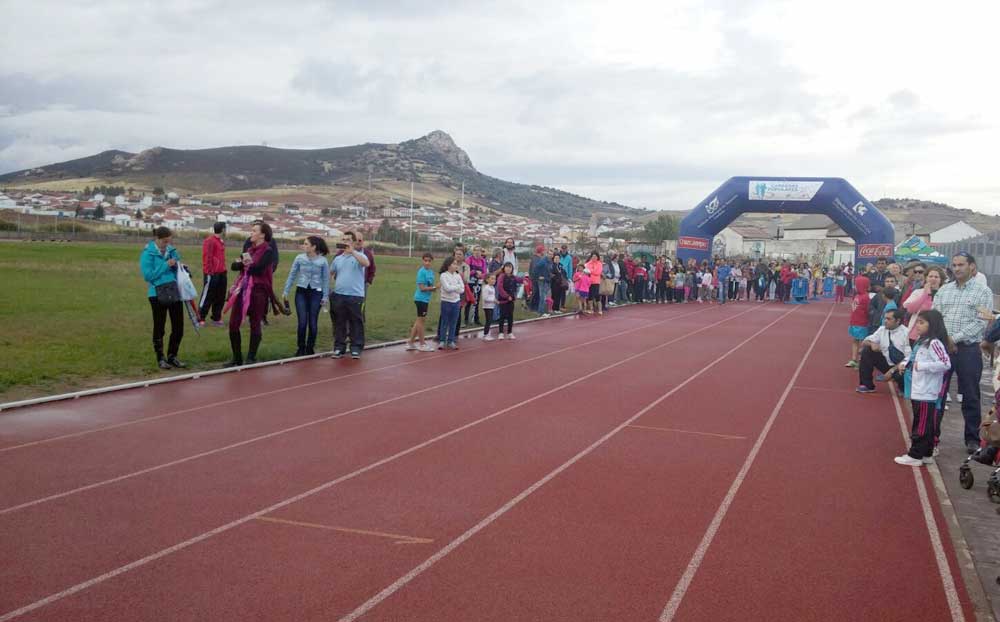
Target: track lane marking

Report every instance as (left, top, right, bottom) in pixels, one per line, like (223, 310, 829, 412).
(0, 305, 759, 621)
(887, 385, 965, 622)
(658, 303, 835, 622)
(0, 316, 595, 454)
(254, 517, 433, 545)
(625, 424, 746, 440)
(0, 309, 713, 516)
(335, 306, 802, 622)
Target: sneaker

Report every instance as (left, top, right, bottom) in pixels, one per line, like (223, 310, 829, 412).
(855, 385, 876, 394)
(198, 321, 206, 327)
(932, 446, 940, 457)
(598, 311, 603, 315)
(844, 360, 858, 368)
(966, 441, 980, 454)
(894, 455, 924, 467)
(418, 343, 435, 352)
(921, 457, 935, 465)
(157, 359, 172, 370)
(331, 350, 344, 359)
(350, 351, 361, 359)
(211, 320, 226, 328)
(406, 343, 418, 351)
(447, 342, 459, 350)
(498, 333, 506, 340)
(166, 356, 186, 369)
(508, 333, 517, 340)
(483, 335, 495, 341)
(541, 313, 551, 318)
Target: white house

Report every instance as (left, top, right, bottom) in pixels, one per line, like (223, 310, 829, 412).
(92, 193, 105, 203)
(140, 196, 154, 207)
(0, 194, 16, 210)
(114, 195, 127, 206)
(930, 221, 981, 244)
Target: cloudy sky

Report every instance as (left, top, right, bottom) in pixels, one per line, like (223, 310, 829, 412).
(2, 0, 998, 213)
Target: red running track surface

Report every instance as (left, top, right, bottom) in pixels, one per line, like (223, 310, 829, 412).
(0, 301, 975, 621)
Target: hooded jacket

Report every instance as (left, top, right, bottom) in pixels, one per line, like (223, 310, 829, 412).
(850, 275, 871, 328)
(140, 240, 180, 298)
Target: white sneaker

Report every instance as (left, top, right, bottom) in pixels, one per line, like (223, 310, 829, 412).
(921, 457, 935, 465)
(932, 446, 940, 457)
(508, 333, 517, 340)
(894, 455, 924, 466)
(405, 343, 418, 351)
(541, 313, 551, 318)
(418, 343, 435, 352)
(483, 335, 495, 341)
(498, 333, 505, 340)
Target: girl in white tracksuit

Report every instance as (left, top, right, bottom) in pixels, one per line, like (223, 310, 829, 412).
(892, 309, 952, 466)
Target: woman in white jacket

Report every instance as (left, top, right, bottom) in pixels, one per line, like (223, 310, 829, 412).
(892, 309, 952, 466)
(437, 256, 466, 350)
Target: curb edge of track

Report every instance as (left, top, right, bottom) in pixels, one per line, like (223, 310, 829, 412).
(0, 303, 649, 413)
(925, 454, 996, 622)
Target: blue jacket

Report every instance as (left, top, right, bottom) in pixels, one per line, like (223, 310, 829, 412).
(717, 265, 732, 282)
(140, 240, 180, 298)
(530, 256, 553, 281)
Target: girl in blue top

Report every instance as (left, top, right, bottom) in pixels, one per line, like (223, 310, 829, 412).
(282, 236, 331, 356)
(140, 226, 185, 370)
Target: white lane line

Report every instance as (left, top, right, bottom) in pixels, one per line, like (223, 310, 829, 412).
(0, 305, 761, 621)
(0, 310, 710, 516)
(625, 424, 746, 440)
(335, 306, 802, 622)
(0, 316, 593, 454)
(658, 303, 834, 622)
(888, 386, 966, 622)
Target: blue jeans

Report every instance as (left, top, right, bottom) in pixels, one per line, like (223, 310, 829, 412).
(535, 279, 551, 314)
(944, 343, 983, 444)
(438, 301, 460, 343)
(294, 287, 323, 352)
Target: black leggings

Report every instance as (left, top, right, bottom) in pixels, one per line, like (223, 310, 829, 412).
(498, 301, 514, 333)
(148, 297, 184, 360)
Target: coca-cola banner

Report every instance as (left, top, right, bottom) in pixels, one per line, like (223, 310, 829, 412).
(677, 236, 710, 251)
(857, 244, 894, 258)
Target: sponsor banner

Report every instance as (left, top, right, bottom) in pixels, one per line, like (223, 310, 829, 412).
(749, 180, 823, 202)
(857, 243, 893, 258)
(678, 236, 711, 251)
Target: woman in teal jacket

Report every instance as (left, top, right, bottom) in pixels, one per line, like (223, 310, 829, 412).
(140, 226, 186, 370)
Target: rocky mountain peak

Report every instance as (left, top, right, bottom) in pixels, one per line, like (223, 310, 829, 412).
(403, 130, 475, 171)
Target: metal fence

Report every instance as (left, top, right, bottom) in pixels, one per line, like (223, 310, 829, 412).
(935, 231, 1000, 293)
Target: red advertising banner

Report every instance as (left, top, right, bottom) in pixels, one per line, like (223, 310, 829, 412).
(678, 236, 710, 251)
(857, 243, 894, 258)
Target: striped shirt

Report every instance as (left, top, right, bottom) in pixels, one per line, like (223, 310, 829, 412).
(932, 278, 993, 345)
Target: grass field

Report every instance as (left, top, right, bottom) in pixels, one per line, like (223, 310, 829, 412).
(0, 241, 535, 402)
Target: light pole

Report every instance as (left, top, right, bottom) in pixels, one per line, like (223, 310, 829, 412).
(459, 181, 464, 243)
(408, 181, 414, 258)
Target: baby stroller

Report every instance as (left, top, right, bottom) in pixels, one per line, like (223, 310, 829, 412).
(958, 404, 1000, 503)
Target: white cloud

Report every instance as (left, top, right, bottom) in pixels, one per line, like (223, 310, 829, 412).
(1, 0, 998, 214)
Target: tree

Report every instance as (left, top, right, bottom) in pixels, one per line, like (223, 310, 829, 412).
(641, 213, 679, 243)
(152, 186, 165, 196)
(134, 209, 144, 220)
(93, 205, 105, 220)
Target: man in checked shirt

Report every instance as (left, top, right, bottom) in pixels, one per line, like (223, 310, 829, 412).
(933, 251, 994, 453)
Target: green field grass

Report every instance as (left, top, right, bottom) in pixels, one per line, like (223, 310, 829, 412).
(0, 241, 534, 402)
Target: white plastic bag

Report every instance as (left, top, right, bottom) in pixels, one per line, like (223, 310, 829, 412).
(176, 264, 199, 301)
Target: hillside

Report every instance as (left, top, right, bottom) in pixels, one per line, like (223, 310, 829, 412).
(0, 131, 641, 223)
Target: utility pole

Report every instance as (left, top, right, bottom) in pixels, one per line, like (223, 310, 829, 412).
(459, 181, 465, 243)
(409, 181, 414, 258)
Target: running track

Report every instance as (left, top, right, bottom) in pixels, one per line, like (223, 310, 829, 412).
(0, 301, 977, 621)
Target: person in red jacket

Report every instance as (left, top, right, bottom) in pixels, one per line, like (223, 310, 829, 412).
(779, 261, 795, 302)
(199, 222, 227, 326)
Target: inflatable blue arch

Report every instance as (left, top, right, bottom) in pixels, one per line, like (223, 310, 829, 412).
(676, 177, 895, 267)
